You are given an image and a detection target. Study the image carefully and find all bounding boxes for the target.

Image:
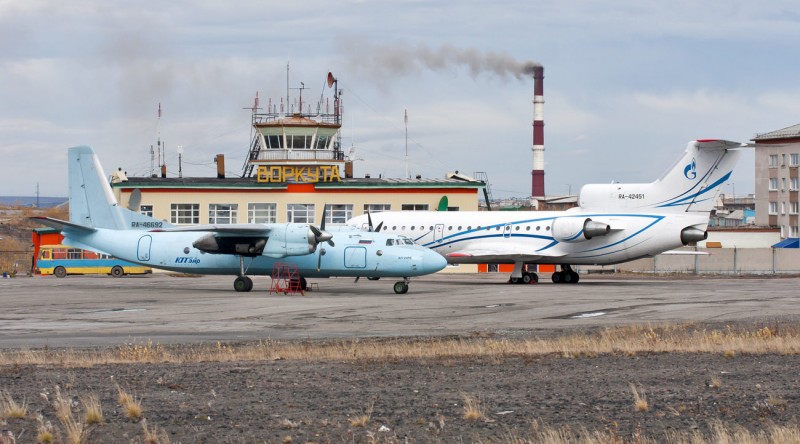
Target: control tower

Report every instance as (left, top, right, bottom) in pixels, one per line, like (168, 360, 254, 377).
(242, 73, 351, 183)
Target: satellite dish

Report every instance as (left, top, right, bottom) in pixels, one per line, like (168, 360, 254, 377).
(127, 189, 142, 211)
(327, 72, 336, 88)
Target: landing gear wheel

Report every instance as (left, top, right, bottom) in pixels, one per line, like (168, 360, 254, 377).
(234, 276, 253, 292)
(510, 277, 521, 284)
(551, 271, 563, 284)
(300, 277, 308, 290)
(111, 265, 124, 277)
(393, 281, 409, 294)
(54, 266, 67, 278)
(568, 271, 580, 283)
(522, 272, 538, 284)
(367, 277, 380, 281)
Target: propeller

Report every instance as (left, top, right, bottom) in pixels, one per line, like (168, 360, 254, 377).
(314, 204, 335, 271)
(308, 204, 334, 246)
(366, 210, 383, 232)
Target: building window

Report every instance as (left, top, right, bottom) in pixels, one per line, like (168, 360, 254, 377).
(791, 202, 799, 214)
(401, 204, 429, 211)
(248, 203, 277, 223)
(792, 226, 799, 237)
(171, 204, 199, 224)
(209, 204, 238, 224)
(792, 153, 799, 166)
(140, 205, 153, 217)
(781, 202, 786, 215)
(769, 155, 779, 167)
(364, 204, 391, 213)
(325, 204, 353, 225)
(287, 204, 315, 223)
(769, 202, 778, 215)
(792, 178, 799, 191)
(769, 178, 779, 191)
(447, 206, 460, 211)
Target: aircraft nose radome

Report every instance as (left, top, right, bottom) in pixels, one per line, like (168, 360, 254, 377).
(423, 251, 448, 273)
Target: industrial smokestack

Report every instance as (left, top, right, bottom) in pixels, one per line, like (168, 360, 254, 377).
(531, 66, 545, 199)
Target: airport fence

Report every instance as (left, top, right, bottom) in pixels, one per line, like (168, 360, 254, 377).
(580, 247, 800, 275)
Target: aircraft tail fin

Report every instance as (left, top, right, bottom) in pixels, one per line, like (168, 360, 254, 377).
(579, 140, 745, 214)
(68, 146, 173, 230)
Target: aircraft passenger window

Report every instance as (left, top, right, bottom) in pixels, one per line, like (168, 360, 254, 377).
(546, 226, 550, 231)
(429, 226, 433, 230)
(448, 226, 452, 230)
(402, 226, 406, 230)
(495, 227, 500, 231)
(536, 226, 540, 231)
(458, 226, 462, 230)
(515, 226, 520, 231)
(410, 226, 415, 230)
(467, 226, 472, 230)
(526, 226, 530, 231)
(392, 226, 397, 230)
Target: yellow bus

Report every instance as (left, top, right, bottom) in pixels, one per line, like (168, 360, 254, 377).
(37, 245, 151, 278)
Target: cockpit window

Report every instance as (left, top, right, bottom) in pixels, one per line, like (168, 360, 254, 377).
(386, 239, 395, 246)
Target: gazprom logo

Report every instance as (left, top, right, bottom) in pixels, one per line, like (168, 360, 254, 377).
(683, 158, 697, 180)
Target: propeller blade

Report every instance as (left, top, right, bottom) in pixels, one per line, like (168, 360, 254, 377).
(374, 221, 383, 233)
(367, 210, 374, 232)
(320, 203, 327, 231)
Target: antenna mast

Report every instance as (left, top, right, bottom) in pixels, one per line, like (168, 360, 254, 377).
(404, 109, 409, 179)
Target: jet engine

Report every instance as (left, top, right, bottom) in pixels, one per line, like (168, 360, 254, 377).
(680, 227, 707, 245)
(551, 217, 611, 243)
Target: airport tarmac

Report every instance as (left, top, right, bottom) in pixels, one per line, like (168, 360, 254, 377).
(0, 273, 796, 348)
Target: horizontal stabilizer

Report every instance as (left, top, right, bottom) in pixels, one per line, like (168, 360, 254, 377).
(30, 216, 96, 234)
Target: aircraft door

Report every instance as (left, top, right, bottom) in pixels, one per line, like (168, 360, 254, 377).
(137, 235, 152, 261)
(344, 246, 367, 268)
(434, 224, 445, 242)
(503, 224, 512, 238)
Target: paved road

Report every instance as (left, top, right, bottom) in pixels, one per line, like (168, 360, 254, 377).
(0, 273, 795, 347)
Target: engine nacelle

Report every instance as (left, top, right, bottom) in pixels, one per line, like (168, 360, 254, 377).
(262, 224, 318, 258)
(551, 217, 611, 243)
(680, 227, 707, 245)
(193, 234, 268, 257)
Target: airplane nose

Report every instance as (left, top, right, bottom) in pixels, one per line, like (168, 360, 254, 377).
(422, 251, 447, 273)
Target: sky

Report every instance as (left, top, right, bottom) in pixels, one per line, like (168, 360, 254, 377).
(1, 1, 798, 199)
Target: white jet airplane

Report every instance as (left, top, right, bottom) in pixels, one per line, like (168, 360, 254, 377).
(33, 146, 447, 294)
(347, 139, 747, 284)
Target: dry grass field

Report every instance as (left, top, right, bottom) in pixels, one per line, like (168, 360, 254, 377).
(1, 323, 800, 443)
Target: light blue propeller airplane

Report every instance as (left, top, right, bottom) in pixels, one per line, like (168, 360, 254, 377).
(348, 139, 748, 284)
(32, 146, 447, 294)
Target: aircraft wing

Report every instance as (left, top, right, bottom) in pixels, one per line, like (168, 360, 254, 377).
(446, 246, 566, 263)
(150, 224, 271, 235)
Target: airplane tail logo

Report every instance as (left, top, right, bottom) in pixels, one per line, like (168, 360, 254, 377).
(683, 158, 696, 180)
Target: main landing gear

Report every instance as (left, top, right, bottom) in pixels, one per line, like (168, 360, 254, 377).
(508, 262, 539, 285)
(509, 271, 539, 284)
(551, 265, 580, 284)
(234, 256, 254, 292)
